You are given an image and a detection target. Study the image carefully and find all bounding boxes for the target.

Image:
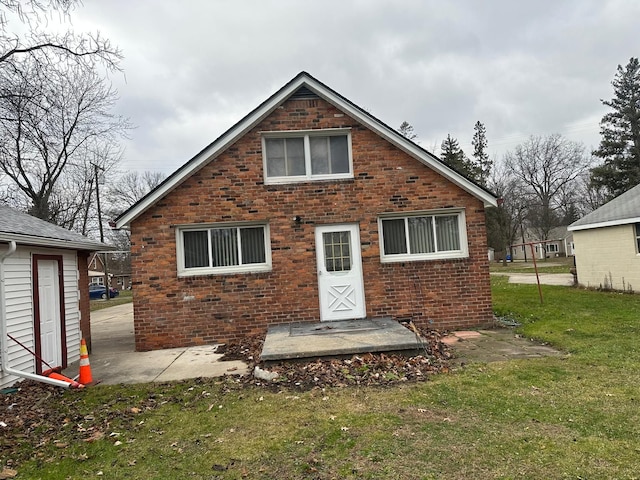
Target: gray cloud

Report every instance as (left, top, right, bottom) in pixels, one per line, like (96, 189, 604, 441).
(72, 0, 639, 173)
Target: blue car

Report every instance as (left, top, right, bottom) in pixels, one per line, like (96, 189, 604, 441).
(89, 284, 119, 300)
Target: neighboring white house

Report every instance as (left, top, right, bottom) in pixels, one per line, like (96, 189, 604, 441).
(0, 206, 106, 389)
(510, 226, 574, 261)
(568, 184, 640, 292)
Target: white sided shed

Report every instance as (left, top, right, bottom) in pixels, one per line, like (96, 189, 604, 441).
(0, 206, 106, 389)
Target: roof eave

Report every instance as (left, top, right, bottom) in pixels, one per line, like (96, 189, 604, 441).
(568, 216, 640, 232)
(0, 233, 110, 251)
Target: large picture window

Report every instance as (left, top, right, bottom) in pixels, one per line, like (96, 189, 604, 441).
(262, 129, 352, 183)
(379, 211, 468, 262)
(177, 224, 270, 276)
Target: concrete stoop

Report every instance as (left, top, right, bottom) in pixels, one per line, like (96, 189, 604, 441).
(260, 317, 422, 361)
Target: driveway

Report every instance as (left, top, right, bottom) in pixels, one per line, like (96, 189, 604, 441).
(64, 303, 249, 385)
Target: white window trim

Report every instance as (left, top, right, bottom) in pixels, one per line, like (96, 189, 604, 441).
(176, 222, 272, 276)
(378, 209, 469, 263)
(261, 128, 353, 184)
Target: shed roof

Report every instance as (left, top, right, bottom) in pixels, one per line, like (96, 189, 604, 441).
(0, 205, 108, 251)
(569, 183, 640, 231)
(115, 71, 498, 229)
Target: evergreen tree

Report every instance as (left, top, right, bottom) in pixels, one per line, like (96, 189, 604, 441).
(398, 121, 417, 141)
(441, 134, 481, 182)
(440, 134, 467, 171)
(591, 57, 640, 199)
(471, 121, 492, 187)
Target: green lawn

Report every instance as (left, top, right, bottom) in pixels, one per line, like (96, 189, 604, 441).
(90, 290, 133, 311)
(9, 278, 640, 479)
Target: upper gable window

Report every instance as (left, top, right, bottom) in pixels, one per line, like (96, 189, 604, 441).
(262, 129, 352, 183)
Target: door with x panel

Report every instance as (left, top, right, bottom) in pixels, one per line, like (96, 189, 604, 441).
(315, 224, 366, 321)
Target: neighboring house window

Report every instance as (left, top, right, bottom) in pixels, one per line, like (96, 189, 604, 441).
(177, 224, 271, 276)
(379, 210, 468, 262)
(636, 223, 640, 253)
(262, 129, 352, 183)
(547, 243, 559, 253)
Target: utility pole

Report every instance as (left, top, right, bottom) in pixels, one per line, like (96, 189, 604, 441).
(92, 162, 110, 301)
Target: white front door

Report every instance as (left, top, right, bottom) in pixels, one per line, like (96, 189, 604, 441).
(37, 259, 62, 370)
(315, 224, 366, 321)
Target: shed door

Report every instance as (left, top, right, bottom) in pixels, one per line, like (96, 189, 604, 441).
(315, 224, 366, 321)
(34, 256, 65, 372)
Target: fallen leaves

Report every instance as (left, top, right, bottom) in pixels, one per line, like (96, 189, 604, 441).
(220, 326, 452, 391)
(0, 467, 17, 479)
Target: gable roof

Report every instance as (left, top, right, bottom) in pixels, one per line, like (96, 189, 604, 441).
(569, 183, 640, 232)
(0, 205, 108, 251)
(115, 72, 498, 228)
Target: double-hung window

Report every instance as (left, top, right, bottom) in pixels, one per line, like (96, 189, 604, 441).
(262, 129, 352, 183)
(635, 223, 640, 254)
(177, 223, 271, 276)
(379, 210, 468, 262)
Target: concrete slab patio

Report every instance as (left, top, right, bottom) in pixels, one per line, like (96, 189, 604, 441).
(64, 303, 249, 385)
(442, 328, 564, 364)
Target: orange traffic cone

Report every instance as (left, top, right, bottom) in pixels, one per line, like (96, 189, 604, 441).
(46, 371, 84, 389)
(78, 338, 93, 385)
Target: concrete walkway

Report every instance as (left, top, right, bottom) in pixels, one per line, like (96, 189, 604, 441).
(492, 272, 575, 286)
(64, 303, 248, 385)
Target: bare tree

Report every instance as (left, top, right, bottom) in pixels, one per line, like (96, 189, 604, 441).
(0, 0, 121, 71)
(485, 160, 528, 264)
(504, 134, 591, 243)
(101, 170, 166, 284)
(0, 52, 129, 227)
(105, 170, 166, 216)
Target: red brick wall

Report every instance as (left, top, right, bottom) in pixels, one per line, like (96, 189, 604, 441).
(130, 98, 493, 351)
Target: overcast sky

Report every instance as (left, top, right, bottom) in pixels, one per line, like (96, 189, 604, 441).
(68, 0, 639, 176)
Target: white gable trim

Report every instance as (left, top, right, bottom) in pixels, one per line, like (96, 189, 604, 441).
(568, 216, 640, 232)
(115, 73, 497, 229)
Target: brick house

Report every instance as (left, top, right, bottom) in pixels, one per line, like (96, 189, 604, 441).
(115, 72, 497, 352)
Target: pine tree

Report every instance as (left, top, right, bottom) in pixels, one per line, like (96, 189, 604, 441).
(441, 134, 481, 182)
(471, 121, 492, 187)
(591, 57, 640, 199)
(398, 121, 417, 141)
(440, 134, 467, 172)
